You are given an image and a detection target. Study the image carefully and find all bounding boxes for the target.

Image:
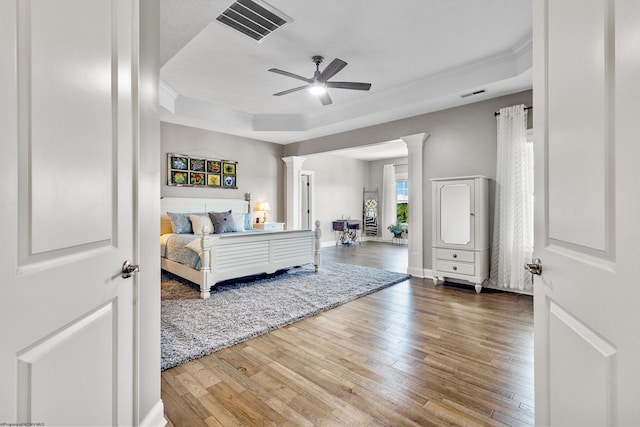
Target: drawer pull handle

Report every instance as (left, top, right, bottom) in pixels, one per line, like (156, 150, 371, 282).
(452, 266, 457, 271)
(453, 253, 457, 258)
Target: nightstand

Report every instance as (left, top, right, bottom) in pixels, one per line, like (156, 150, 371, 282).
(253, 222, 285, 231)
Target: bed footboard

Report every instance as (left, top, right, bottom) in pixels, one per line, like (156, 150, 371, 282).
(197, 221, 321, 299)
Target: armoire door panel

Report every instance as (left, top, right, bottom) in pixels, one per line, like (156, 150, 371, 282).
(439, 182, 472, 247)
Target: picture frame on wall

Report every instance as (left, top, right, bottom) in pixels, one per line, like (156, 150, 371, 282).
(207, 174, 221, 187)
(223, 162, 236, 175)
(167, 153, 237, 188)
(223, 175, 236, 188)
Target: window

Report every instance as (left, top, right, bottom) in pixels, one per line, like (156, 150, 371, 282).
(396, 180, 408, 223)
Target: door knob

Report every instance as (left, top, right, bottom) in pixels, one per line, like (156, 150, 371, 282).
(121, 260, 139, 279)
(524, 258, 542, 275)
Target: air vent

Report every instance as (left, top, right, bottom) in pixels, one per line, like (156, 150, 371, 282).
(460, 89, 486, 98)
(216, 0, 291, 42)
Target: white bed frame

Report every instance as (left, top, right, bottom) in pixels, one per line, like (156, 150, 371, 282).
(161, 196, 321, 298)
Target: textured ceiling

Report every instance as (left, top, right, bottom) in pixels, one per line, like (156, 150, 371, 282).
(160, 0, 533, 147)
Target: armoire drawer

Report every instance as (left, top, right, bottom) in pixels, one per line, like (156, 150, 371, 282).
(436, 260, 475, 276)
(435, 248, 475, 263)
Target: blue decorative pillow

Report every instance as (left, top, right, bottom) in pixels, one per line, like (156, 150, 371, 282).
(167, 212, 202, 234)
(208, 210, 235, 234)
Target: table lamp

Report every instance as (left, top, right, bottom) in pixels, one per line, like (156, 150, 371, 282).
(254, 201, 270, 223)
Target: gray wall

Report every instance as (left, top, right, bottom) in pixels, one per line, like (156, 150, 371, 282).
(285, 90, 533, 270)
(302, 153, 369, 244)
(160, 90, 532, 270)
(367, 157, 409, 193)
(161, 122, 285, 220)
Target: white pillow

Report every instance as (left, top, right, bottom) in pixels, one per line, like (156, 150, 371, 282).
(189, 214, 214, 235)
(230, 212, 248, 232)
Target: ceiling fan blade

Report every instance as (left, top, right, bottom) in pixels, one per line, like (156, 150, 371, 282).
(268, 68, 312, 83)
(325, 81, 372, 91)
(319, 58, 347, 82)
(273, 85, 309, 96)
(318, 92, 332, 106)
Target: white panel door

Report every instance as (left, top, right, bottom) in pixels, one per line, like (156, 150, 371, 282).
(0, 1, 138, 425)
(533, 0, 640, 425)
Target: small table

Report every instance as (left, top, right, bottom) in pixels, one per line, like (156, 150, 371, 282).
(253, 222, 285, 231)
(332, 220, 361, 245)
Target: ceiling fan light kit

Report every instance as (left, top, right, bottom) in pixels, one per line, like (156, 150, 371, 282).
(268, 55, 372, 105)
(308, 83, 326, 95)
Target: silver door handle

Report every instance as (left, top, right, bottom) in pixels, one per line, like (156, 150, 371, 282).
(121, 260, 139, 279)
(524, 258, 542, 275)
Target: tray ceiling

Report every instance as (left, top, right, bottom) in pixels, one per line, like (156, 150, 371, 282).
(160, 0, 532, 144)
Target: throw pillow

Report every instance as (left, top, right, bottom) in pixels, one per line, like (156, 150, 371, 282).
(208, 210, 237, 234)
(189, 214, 214, 235)
(230, 212, 250, 232)
(167, 212, 199, 234)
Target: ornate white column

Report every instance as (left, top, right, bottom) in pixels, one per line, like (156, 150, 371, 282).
(282, 156, 306, 230)
(401, 133, 428, 277)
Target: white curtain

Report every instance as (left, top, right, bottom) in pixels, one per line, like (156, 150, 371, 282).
(381, 164, 397, 240)
(491, 105, 534, 291)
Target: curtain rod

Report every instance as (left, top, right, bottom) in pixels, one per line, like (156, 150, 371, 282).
(494, 106, 533, 117)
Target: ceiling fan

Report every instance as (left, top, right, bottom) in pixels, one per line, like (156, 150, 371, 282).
(268, 56, 372, 106)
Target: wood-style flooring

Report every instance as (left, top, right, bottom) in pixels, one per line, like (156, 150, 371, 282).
(162, 241, 534, 426)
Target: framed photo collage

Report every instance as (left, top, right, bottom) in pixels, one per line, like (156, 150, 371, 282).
(167, 153, 237, 188)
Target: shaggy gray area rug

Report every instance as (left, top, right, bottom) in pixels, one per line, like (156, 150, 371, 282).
(161, 261, 410, 370)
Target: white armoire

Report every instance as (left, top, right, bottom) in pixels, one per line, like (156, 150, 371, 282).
(431, 176, 489, 293)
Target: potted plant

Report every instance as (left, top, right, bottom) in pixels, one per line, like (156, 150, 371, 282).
(387, 222, 405, 238)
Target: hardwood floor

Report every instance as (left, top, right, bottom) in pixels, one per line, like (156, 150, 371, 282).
(162, 242, 534, 426)
(321, 240, 409, 274)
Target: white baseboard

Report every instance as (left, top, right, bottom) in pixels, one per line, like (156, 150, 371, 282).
(407, 267, 433, 278)
(140, 399, 166, 427)
(483, 283, 533, 295)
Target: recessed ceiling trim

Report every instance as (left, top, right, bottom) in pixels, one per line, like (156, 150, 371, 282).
(216, 0, 292, 43)
(160, 40, 533, 144)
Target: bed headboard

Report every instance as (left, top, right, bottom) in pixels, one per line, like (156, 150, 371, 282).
(160, 196, 251, 235)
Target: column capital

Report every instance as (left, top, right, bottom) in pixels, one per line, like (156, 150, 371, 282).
(282, 156, 306, 167)
(401, 133, 429, 151)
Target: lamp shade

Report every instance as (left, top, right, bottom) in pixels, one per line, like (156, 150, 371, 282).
(255, 202, 270, 212)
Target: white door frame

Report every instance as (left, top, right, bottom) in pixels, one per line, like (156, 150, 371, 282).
(282, 156, 306, 230)
(300, 170, 315, 230)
